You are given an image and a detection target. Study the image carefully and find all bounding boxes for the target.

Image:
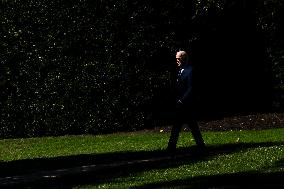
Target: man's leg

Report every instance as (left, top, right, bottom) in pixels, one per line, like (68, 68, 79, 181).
(167, 122, 182, 152)
(189, 119, 205, 148)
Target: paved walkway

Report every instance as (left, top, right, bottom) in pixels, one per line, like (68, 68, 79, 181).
(0, 154, 176, 187)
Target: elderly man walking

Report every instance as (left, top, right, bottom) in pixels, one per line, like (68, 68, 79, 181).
(167, 50, 206, 154)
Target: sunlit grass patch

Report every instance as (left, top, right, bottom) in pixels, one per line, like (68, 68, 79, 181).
(0, 128, 284, 188)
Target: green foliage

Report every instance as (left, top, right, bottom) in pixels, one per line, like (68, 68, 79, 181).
(0, 0, 283, 137)
(256, 0, 284, 85)
(0, 0, 176, 137)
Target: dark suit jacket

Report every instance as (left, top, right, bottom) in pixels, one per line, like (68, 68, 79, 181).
(176, 64, 194, 107)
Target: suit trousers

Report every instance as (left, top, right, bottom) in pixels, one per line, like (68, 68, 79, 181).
(168, 106, 205, 150)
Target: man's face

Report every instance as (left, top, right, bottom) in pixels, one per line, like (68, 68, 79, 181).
(176, 52, 184, 67)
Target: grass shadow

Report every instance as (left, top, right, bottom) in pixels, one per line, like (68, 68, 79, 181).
(0, 141, 283, 188)
(132, 171, 284, 189)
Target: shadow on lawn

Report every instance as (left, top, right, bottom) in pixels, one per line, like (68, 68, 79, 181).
(132, 171, 284, 189)
(1, 142, 284, 188)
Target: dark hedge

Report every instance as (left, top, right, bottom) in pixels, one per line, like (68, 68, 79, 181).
(0, 0, 283, 138)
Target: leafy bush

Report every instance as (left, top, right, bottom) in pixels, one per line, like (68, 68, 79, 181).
(0, 0, 283, 138)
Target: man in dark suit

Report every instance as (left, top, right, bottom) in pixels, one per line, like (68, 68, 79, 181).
(167, 50, 205, 154)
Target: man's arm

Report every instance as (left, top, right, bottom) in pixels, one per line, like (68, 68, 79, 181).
(179, 69, 193, 104)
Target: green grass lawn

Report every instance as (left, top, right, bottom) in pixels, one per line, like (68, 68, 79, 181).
(0, 128, 284, 188)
